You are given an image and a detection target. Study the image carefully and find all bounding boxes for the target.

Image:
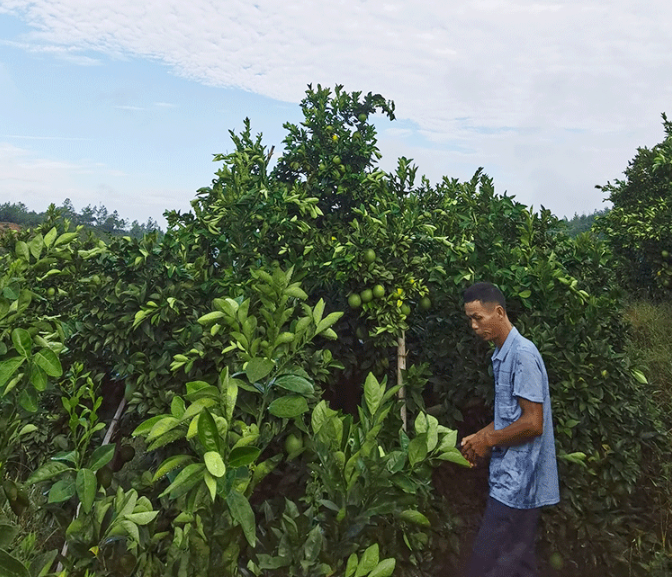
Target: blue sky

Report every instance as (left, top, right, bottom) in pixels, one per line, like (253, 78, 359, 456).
(1, 0, 672, 227)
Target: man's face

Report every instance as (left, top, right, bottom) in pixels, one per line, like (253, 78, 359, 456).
(464, 300, 502, 342)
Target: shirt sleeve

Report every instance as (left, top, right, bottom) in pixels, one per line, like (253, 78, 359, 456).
(512, 348, 544, 403)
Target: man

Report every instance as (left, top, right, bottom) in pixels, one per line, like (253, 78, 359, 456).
(460, 282, 559, 577)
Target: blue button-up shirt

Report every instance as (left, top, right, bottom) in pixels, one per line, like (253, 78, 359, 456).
(489, 326, 560, 509)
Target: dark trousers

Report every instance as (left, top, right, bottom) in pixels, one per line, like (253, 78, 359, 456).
(465, 496, 540, 577)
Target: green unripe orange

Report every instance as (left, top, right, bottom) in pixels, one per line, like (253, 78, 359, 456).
(363, 248, 376, 263)
(360, 289, 373, 303)
(348, 293, 362, 309)
(372, 285, 385, 299)
(358, 113, 367, 123)
(3, 480, 18, 502)
(419, 296, 432, 311)
(96, 467, 113, 489)
(401, 303, 411, 316)
(47, 287, 56, 297)
(549, 552, 563, 570)
(333, 155, 341, 165)
(118, 552, 137, 575)
(284, 433, 303, 454)
(119, 445, 135, 463)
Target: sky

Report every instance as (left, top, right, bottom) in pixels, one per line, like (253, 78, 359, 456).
(1, 1, 671, 228)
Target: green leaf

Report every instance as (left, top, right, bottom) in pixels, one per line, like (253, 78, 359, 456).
(355, 543, 379, 577)
(48, 477, 76, 503)
(313, 298, 325, 326)
(171, 396, 186, 418)
(18, 388, 38, 412)
(284, 285, 308, 300)
(132, 415, 165, 437)
(0, 549, 29, 577)
(15, 241, 30, 262)
(408, 435, 428, 467)
(197, 408, 221, 453)
(43, 227, 57, 248)
(29, 549, 58, 577)
(364, 372, 383, 416)
(35, 348, 65, 377)
(311, 400, 337, 434)
(185, 380, 212, 397)
(369, 558, 396, 577)
(152, 455, 194, 482)
(204, 451, 226, 478)
(197, 311, 226, 324)
(425, 414, 439, 452)
(437, 448, 471, 467)
(29, 363, 47, 392)
(204, 470, 217, 501)
(11, 329, 32, 358)
(76, 468, 97, 514)
(28, 234, 44, 260)
(159, 463, 205, 499)
(519, 289, 532, 299)
(397, 509, 431, 526)
(315, 311, 343, 335)
(345, 554, 358, 577)
(0, 524, 18, 549)
(437, 428, 458, 452)
(558, 451, 587, 467)
(224, 375, 238, 423)
(147, 416, 182, 442)
(51, 450, 79, 465)
(18, 424, 37, 436)
(245, 357, 275, 383)
(268, 396, 309, 418)
(631, 369, 648, 384)
(227, 490, 256, 546)
(182, 397, 218, 419)
(273, 374, 314, 396)
(414, 412, 428, 434)
(228, 446, 261, 468)
(87, 444, 116, 472)
(304, 525, 323, 562)
(0, 357, 26, 389)
(124, 511, 159, 525)
(53, 231, 78, 247)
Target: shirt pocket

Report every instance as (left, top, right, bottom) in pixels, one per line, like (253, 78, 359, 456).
(495, 370, 520, 422)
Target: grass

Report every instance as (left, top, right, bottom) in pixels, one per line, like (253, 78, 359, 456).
(624, 300, 672, 576)
(625, 300, 672, 412)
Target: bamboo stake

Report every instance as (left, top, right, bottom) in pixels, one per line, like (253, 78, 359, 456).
(56, 396, 127, 571)
(397, 331, 407, 431)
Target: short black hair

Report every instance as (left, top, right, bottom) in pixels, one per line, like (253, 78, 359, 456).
(463, 282, 506, 310)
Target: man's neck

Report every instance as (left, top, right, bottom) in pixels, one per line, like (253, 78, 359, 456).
(493, 322, 513, 349)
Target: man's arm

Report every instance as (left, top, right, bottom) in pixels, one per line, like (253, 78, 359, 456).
(461, 399, 543, 465)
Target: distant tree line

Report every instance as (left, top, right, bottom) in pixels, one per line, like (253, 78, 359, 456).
(0, 199, 162, 239)
(562, 207, 610, 237)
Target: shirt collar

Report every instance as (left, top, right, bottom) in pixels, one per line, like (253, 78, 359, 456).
(492, 325, 519, 362)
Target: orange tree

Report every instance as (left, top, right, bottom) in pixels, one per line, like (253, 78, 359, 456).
(404, 171, 669, 573)
(0, 86, 669, 577)
(595, 113, 672, 298)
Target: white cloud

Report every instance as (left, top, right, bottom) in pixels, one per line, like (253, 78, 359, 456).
(0, 142, 180, 225)
(2, 0, 672, 218)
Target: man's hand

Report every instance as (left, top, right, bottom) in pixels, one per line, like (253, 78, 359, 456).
(460, 424, 494, 467)
(461, 400, 544, 466)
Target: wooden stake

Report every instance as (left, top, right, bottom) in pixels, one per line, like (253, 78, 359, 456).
(56, 396, 127, 572)
(397, 331, 407, 431)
